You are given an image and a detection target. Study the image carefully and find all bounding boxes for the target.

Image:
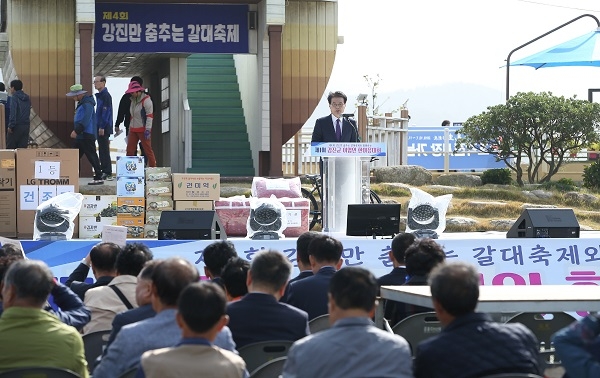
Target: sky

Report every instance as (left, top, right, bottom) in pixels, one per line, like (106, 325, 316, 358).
(310, 0, 600, 127)
(85, 0, 600, 142)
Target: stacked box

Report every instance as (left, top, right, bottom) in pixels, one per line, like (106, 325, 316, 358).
(116, 157, 146, 238)
(172, 173, 220, 201)
(144, 167, 173, 238)
(214, 197, 251, 237)
(174, 200, 214, 211)
(79, 195, 118, 239)
(0, 150, 16, 237)
(116, 156, 145, 177)
(116, 217, 145, 238)
(279, 198, 310, 237)
(16, 149, 80, 238)
(116, 176, 145, 197)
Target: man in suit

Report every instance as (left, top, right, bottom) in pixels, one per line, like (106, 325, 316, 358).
(414, 262, 540, 378)
(203, 240, 238, 288)
(93, 257, 236, 378)
(220, 257, 250, 302)
(283, 234, 343, 320)
(290, 231, 319, 284)
(139, 282, 247, 378)
(377, 232, 415, 288)
(227, 250, 309, 348)
(65, 242, 120, 300)
(282, 267, 413, 378)
(311, 91, 359, 143)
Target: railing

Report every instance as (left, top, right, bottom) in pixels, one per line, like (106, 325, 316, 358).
(283, 114, 409, 176)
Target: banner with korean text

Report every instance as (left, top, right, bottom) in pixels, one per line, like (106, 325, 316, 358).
(95, 3, 250, 53)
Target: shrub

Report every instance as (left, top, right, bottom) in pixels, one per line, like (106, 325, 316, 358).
(540, 178, 577, 192)
(481, 168, 511, 185)
(583, 161, 600, 190)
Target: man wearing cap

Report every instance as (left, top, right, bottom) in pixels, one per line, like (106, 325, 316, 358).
(67, 84, 103, 185)
(125, 81, 156, 167)
(93, 75, 114, 181)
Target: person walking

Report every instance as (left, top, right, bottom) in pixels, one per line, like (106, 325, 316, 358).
(125, 81, 156, 167)
(6, 79, 31, 148)
(67, 84, 103, 185)
(94, 75, 114, 180)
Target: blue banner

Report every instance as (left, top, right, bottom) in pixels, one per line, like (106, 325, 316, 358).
(95, 3, 250, 53)
(407, 126, 506, 170)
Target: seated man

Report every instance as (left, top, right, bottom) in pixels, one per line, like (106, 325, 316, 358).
(390, 238, 445, 325)
(283, 234, 343, 320)
(227, 250, 309, 348)
(84, 242, 153, 334)
(93, 257, 236, 378)
(65, 242, 119, 300)
(290, 231, 319, 283)
(0, 260, 88, 377)
(414, 262, 540, 378)
(377, 232, 415, 287)
(203, 240, 238, 288)
(282, 267, 413, 378)
(552, 311, 600, 378)
(139, 282, 247, 378)
(220, 257, 250, 302)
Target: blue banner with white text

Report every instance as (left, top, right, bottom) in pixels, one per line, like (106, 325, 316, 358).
(95, 3, 250, 53)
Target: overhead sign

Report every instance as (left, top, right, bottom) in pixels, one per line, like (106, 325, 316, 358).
(95, 3, 250, 53)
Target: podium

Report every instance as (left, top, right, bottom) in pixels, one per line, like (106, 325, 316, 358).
(309, 142, 387, 233)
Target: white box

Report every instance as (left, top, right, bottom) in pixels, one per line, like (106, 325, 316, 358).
(79, 216, 118, 239)
(116, 156, 145, 178)
(116, 177, 145, 197)
(80, 195, 118, 217)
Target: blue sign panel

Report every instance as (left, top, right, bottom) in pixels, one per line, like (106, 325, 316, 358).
(407, 126, 506, 170)
(95, 3, 249, 53)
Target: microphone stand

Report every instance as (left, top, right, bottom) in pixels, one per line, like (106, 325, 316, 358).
(342, 113, 361, 142)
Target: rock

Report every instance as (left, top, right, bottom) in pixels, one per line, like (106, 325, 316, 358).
(379, 183, 412, 192)
(530, 189, 553, 199)
(466, 201, 507, 207)
(522, 191, 538, 200)
(435, 174, 482, 187)
(424, 185, 462, 193)
(489, 219, 515, 229)
(372, 165, 432, 186)
(521, 203, 557, 209)
(446, 217, 478, 226)
(79, 184, 116, 195)
(220, 186, 251, 198)
(564, 191, 598, 204)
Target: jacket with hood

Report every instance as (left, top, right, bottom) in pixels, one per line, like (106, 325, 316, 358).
(74, 95, 97, 140)
(95, 87, 113, 135)
(8, 89, 30, 129)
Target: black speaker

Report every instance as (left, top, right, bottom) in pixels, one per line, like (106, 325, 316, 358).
(158, 211, 227, 240)
(506, 208, 579, 238)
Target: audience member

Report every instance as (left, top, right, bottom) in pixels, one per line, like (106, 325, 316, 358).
(65, 242, 120, 300)
(391, 238, 445, 325)
(0, 254, 90, 330)
(282, 267, 412, 378)
(203, 240, 238, 288)
(0, 260, 88, 376)
(93, 257, 236, 378)
(84, 242, 152, 334)
(220, 257, 250, 302)
(0, 243, 24, 258)
(139, 282, 247, 378)
(378, 232, 415, 287)
(283, 234, 343, 320)
(105, 260, 160, 351)
(553, 312, 600, 378)
(227, 250, 309, 348)
(414, 262, 540, 377)
(290, 231, 319, 283)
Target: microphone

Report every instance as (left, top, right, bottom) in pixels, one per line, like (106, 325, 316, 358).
(343, 114, 361, 142)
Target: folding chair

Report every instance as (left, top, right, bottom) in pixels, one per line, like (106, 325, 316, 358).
(0, 367, 82, 378)
(82, 330, 112, 373)
(391, 311, 441, 355)
(249, 356, 287, 378)
(480, 374, 543, 378)
(237, 340, 294, 374)
(118, 366, 138, 378)
(308, 314, 330, 334)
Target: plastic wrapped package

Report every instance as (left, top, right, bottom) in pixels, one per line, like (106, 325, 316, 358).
(214, 196, 251, 237)
(34, 192, 84, 241)
(405, 187, 452, 236)
(251, 176, 302, 198)
(279, 198, 310, 237)
(246, 196, 288, 239)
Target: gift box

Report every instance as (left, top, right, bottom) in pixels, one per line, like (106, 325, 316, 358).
(251, 177, 302, 198)
(214, 197, 251, 237)
(279, 198, 310, 237)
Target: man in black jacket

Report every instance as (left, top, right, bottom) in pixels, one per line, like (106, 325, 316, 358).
(414, 262, 540, 378)
(65, 242, 120, 300)
(6, 79, 31, 148)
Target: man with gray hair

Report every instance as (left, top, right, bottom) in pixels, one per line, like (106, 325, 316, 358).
(414, 261, 540, 378)
(227, 250, 309, 348)
(0, 260, 88, 376)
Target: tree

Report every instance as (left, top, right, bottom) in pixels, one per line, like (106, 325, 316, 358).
(455, 92, 600, 186)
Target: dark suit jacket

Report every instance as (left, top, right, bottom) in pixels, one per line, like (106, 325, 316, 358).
(284, 266, 336, 320)
(64, 263, 114, 300)
(227, 293, 309, 349)
(377, 267, 407, 287)
(105, 304, 156, 353)
(389, 275, 431, 326)
(311, 115, 359, 143)
(281, 270, 314, 303)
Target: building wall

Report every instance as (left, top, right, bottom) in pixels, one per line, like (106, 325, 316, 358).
(8, 0, 76, 146)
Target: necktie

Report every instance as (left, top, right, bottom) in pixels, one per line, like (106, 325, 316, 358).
(336, 119, 342, 142)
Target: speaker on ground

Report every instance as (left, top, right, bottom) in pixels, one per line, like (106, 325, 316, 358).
(158, 210, 227, 240)
(506, 208, 579, 238)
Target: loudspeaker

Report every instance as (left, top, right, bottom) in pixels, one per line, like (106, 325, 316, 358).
(158, 211, 227, 240)
(506, 208, 579, 238)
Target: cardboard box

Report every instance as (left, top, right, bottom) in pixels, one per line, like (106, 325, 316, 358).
(0, 150, 16, 190)
(145, 210, 163, 225)
(80, 195, 118, 217)
(145, 167, 172, 182)
(0, 190, 16, 237)
(16, 149, 80, 238)
(145, 181, 172, 197)
(146, 196, 173, 211)
(172, 173, 220, 201)
(116, 176, 145, 197)
(116, 217, 145, 238)
(116, 156, 145, 178)
(117, 197, 145, 218)
(144, 224, 158, 239)
(174, 200, 214, 211)
(79, 216, 118, 239)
